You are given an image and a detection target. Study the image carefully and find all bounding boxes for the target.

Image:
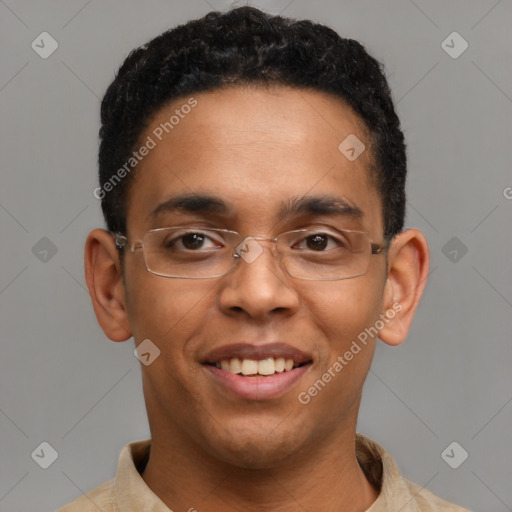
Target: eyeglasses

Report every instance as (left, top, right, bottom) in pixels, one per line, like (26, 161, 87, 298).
(113, 226, 386, 280)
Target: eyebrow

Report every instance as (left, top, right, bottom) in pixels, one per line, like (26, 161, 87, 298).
(150, 193, 231, 218)
(279, 195, 363, 220)
(149, 193, 363, 221)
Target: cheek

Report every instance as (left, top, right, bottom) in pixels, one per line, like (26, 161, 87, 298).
(301, 274, 384, 352)
(296, 278, 384, 418)
(124, 265, 207, 345)
(124, 267, 222, 380)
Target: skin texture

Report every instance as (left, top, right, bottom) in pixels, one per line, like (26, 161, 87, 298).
(85, 86, 429, 512)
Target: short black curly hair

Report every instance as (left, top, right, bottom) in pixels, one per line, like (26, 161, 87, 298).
(98, 6, 406, 240)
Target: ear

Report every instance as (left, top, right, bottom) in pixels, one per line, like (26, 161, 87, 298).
(378, 229, 430, 347)
(84, 229, 132, 342)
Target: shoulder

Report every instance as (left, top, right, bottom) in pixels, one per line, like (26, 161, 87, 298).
(57, 479, 115, 512)
(356, 433, 472, 512)
(403, 478, 473, 512)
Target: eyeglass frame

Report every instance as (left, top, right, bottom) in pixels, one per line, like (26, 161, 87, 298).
(113, 226, 387, 281)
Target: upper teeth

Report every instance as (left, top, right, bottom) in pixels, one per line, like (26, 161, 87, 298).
(215, 357, 295, 376)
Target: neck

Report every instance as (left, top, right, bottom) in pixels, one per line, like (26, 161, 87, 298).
(142, 425, 379, 512)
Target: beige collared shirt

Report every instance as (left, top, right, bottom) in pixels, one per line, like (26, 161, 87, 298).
(58, 434, 471, 511)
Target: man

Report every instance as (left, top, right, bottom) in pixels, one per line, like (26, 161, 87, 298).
(60, 6, 469, 511)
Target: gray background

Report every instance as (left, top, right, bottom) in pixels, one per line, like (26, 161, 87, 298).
(1, 1, 511, 511)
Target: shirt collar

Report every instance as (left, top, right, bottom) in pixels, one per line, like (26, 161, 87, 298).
(115, 439, 170, 511)
(113, 434, 424, 511)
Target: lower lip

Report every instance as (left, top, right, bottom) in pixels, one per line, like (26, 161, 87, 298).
(204, 364, 312, 401)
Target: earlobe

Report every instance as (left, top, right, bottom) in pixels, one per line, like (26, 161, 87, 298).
(378, 229, 430, 347)
(84, 229, 132, 342)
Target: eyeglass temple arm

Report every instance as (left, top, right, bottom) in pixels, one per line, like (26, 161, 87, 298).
(113, 233, 143, 253)
(371, 243, 386, 254)
(113, 233, 127, 250)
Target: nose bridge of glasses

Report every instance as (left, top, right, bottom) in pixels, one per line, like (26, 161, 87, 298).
(233, 235, 281, 265)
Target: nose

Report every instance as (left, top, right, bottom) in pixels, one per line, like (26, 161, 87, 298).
(217, 238, 300, 321)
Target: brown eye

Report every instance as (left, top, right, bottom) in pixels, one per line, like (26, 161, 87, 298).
(306, 234, 328, 251)
(168, 231, 225, 252)
(180, 233, 206, 250)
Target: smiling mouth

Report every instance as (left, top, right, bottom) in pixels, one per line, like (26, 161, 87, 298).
(205, 357, 311, 377)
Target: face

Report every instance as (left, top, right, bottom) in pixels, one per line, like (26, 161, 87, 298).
(122, 86, 389, 468)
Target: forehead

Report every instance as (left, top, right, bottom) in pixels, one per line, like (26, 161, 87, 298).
(126, 86, 382, 234)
